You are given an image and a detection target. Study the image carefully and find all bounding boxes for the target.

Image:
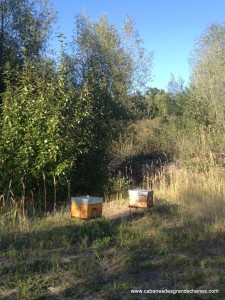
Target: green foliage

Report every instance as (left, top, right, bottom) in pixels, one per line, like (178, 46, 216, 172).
(0, 58, 90, 207)
(128, 85, 191, 121)
(129, 88, 168, 119)
(0, 0, 56, 96)
(1, 13, 225, 300)
(146, 88, 169, 118)
(0, 11, 155, 206)
(67, 13, 154, 193)
(190, 22, 225, 128)
(104, 171, 130, 200)
(72, 12, 153, 116)
(2, 8, 225, 213)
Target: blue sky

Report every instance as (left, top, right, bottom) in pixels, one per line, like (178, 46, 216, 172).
(52, 0, 225, 90)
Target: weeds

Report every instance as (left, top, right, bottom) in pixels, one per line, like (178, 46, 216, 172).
(0, 165, 225, 299)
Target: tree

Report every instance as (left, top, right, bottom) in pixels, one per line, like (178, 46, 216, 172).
(0, 0, 56, 97)
(66, 12, 154, 193)
(129, 90, 148, 119)
(0, 57, 90, 210)
(145, 88, 169, 118)
(167, 74, 189, 117)
(190, 22, 225, 128)
(0, 11, 154, 205)
(71, 12, 153, 117)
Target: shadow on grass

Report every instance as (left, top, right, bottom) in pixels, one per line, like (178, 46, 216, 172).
(0, 200, 224, 299)
(0, 209, 162, 299)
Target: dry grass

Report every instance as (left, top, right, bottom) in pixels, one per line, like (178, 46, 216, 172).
(0, 166, 225, 299)
(151, 165, 225, 224)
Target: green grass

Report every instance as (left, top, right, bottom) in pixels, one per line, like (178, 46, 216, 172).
(1, 156, 225, 299)
(0, 170, 224, 300)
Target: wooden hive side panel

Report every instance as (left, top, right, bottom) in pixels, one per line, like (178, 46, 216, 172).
(71, 202, 102, 219)
(129, 194, 153, 208)
(87, 203, 102, 219)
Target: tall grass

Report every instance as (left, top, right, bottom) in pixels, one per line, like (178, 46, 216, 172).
(1, 118, 225, 299)
(1, 165, 224, 299)
(147, 165, 225, 225)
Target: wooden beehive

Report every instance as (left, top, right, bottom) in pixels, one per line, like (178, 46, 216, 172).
(129, 190, 154, 208)
(71, 196, 103, 219)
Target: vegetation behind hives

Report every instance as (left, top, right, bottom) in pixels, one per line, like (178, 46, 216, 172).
(0, 3, 225, 298)
(1, 3, 225, 212)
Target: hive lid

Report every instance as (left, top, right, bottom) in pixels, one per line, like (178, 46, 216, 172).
(129, 189, 154, 196)
(71, 196, 103, 205)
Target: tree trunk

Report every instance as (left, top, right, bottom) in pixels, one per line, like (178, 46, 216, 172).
(43, 172, 47, 212)
(53, 174, 56, 212)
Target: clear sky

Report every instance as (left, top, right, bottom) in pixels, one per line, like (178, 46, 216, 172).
(52, 0, 225, 90)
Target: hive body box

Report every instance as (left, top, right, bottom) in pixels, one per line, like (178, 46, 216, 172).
(71, 196, 103, 219)
(129, 190, 154, 208)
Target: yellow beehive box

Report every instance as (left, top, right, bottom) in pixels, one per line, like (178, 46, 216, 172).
(129, 190, 154, 208)
(71, 196, 103, 219)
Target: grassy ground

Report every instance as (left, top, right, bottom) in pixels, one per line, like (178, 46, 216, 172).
(0, 166, 225, 299)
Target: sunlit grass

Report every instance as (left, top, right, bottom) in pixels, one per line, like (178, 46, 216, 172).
(150, 165, 225, 224)
(0, 166, 224, 299)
